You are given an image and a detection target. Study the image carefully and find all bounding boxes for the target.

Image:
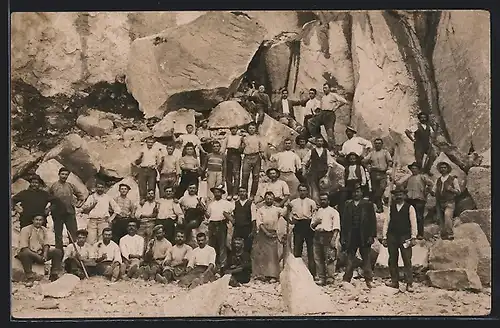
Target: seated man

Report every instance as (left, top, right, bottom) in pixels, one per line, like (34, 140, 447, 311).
(119, 220, 145, 280)
(17, 215, 63, 282)
(95, 227, 123, 282)
(156, 230, 193, 284)
(141, 225, 172, 281)
(178, 232, 217, 289)
(63, 229, 97, 279)
(226, 237, 251, 287)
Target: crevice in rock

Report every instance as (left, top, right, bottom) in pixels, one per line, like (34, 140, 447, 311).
(297, 11, 319, 27)
(244, 44, 273, 97)
(73, 13, 91, 89)
(163, 87, 231, 113)
(342, 13, 353, 61)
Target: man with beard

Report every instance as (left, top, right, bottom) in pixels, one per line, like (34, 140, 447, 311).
(135, 189, 159, 245)
(269, 138, 302, 200)
(340, 183, 377, 289)
(12, 175, 55, 229)
(142, 225, 172, 281)
(226, 237, 252, 287)
(119, 220, 145, 280)
(363, 138, 393, 213)
(232, 186, 257, 253)
(178, 232, 217, 289)
(156, 230, 193, 284)
(48, 167, 86, 251)
(95, 227, 123, 282)
(63, 229, 96, 279)
(112, 183, 137, 244)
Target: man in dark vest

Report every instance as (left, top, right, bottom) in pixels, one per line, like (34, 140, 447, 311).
(381, 186, 418, 292)
(429, 161, 461, 240)
(405, 112, 436, 174)
(340, 183, 377, 289)
(232, 186, 257, 253)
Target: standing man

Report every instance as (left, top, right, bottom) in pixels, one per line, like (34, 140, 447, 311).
(405, 112, 437, 174)
(340, 183, 377, 289)
(63, 229, 96, 278)
(381, 187, 418, 292)
(307, 83, 349, 149)
(256, 168, 290, 208)
(48, 167, 86, 251)
(269, 138, 302, 200)
(157, 186, 184, 244)
(134, 136, 162, 202)
(12, 175, 54, 229)
(232, 186, 257, 253)
(339, 126, 373, 163)
(311, 193, 340, 286)
(249, 84, 272, 116)
(287, 184, 317, 276)
(179, 184, 206, 247)
(175, 123, 204, 158)
(363, 138, 393, 213)
(112, 183, 137, 244)
(429, 161, 461, 240)
(17, 215, 63, 282)
(300, 88, 321, 134)
(196, 119, 214, 163)
(241, 122, 265, 201)
(294, 136, 311, 184)
(158, 143, 181, 198)
(222, 125, 244, 200)
(202, 140, 226, 201)
(95, 227, 123, 282)
(272, 89, 300, 129)
(135, 189, 159, 245)
(119, 220, 145, 280)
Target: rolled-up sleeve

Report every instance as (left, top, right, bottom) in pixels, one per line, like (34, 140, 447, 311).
(332, 208, 341, 232)
(452, 178, 461, 194)
(114, 244, 123, 263)
(409, 205, 418, 239)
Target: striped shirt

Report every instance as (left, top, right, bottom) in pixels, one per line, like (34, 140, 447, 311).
(206, 153, 224, 172)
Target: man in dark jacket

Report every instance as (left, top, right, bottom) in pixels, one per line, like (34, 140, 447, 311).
(272, 89, 301, 129)
(405, 112, 437, 174)
(340, 183, 377, 288)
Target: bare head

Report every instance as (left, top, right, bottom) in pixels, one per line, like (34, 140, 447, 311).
(186, 124, 194, 134)
(58, 168, 70, 182)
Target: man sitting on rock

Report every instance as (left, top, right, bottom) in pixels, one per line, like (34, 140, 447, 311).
(178, 232, 217, 289)
(17, 215, 63, 282)
(95, 227, 123, 282)
(63, 229, 96, 279)
(156, 230, 193, 284)
(226, 237, 252, 287)
(119, 220, 145, 280)
(141, 225, 172, 281)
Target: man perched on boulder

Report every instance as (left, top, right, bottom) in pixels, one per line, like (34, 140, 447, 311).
(405, 112, 437, 175)
(63, 229, 96, 279)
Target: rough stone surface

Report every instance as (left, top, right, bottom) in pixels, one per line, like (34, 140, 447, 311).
(423, 224, 440, 240)
(40, 274, 81, 298)
(466, 167, 491, 209)
(86, 139, 142, 179)
(106, 176, 141, 205)
(76, 115, 114, 137)
(433, 11, 490, 155)
(459, 209, 491, 243)
(122, 129, 152, 143)
(126, 12, 267, 117)
(11, 178, 30, 195)
(245, 11, 301, 40)
(454, 223, 490, 286)
(480, 148, 490, 168)
(36, 159, 89, 200)
(258, 114, 299, 151)
(428, 238, 478, 272)
(11, 148, 44, 181)
(430, 152, 467, 192)
(152, 108, 197, 138)
(427, 269, 482, 291)
(207, 101, 253, 129)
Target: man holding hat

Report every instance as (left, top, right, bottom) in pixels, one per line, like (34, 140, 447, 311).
(112, 183, 137, 244)
(204, 184, 235, 274)
(381, 185, 418, 292)
(12, 174, 55, 229)
(339, 126, 372, 164)
(405, 112, 437, 174)
(429, 161, 461, 240)
(256, 168, 290, 208)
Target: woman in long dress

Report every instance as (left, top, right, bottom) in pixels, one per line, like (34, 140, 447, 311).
(252, 191, 287, 283)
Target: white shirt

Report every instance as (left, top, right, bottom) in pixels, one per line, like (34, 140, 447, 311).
(95, 240, 122, 263)
(259, 180, 290, 200)
(321, 92, 347, 112)
(135, 201, 157, 219)
(206, 199, 235, 222)
(409, 122, 434, 134)
(188, 245, 216, 267)
(311, 206, 340, 232)
(140, 145, 161, 168)
(305, 98, 321, 115)
(179, 133, 202, 155)
(179, 194, 204, 209)
(282, 99, 290, 115)
(82, 193, 121, 219)
(301, 147, 336, 168)
(382, 203, 418, 239)
(224, 134, 243, 150)
(157, 198, 184, 221)
(119, 234, 145, 260)
(340, 136, 373, 156)
(289, 197, 317, 220)
(270, 150, 302, 173)
(63, 242, 95, 262)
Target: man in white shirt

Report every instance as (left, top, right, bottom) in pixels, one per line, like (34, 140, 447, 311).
(157, 230, 193, 283)
(175, 123, 204, 158)
(307, 83, 349, 149)
(81, 181, 121, 245)
(310, 193, 340, 286)
(63, 229, 97, 279)
(135, 189, 159, 245)
(256, 168, 290, 208)
(178, 232, 217, 289)
(339, 126, 373, 163)
(119, 221, 145, 280)
(95, 227, 123, 282)
(287, 184, 317, 276)
(204, 185, 234, 274)
(269, 138, 302, 199)
(134, 136, 162, 202)
(381, 187, 418, 292)
(302, 88, 321, 130)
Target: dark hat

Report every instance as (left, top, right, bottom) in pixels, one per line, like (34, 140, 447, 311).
(437, 161, 452, 171)
(119, 183, 131, 190)
(347, 152, 359, 159)
(209, 184, 226, 194)
(407, 162, 420, 170)
(391, 185, 408, 195)
(345, 126, 357, 134)
(266, 168, 280, 178)
(352, 182, 363, 191)
(28, 175, 44, 183)
(199, 118, 208, 124)
(76, 229, 88, 237)
(153, 225, 164, 234)
(417, 112, 429, 118)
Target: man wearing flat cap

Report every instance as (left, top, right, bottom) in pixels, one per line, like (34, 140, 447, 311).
(381, 186, 418, 292)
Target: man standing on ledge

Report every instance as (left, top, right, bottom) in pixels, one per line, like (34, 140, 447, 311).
(363, 138, 393, 213)
(339, 126, 372, 165)
(405, 112, 437, 175)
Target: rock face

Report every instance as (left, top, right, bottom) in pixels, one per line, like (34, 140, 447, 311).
(76, 113, 114, 137)
(11, 178, 30, 195)
(36, 159, 90, 200)
(433, 11, 490, 155)
(466, 167, 491, 209)
(258, 114, 299, 151)
(11, 148, 44, 180)
(427, 268, 482, 291)
(207, 101, 253, 129)
(106, 176, 141, 205)
(126, 12, 267, 118)
(152, 108, 197, 138)
(86, 139, 142, 179)
(429, 239, 478, 272)
(459, 209, 491, 243)
(350, 11, 437, 166)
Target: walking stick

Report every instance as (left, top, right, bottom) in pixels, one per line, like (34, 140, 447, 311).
(66, 230, 90, 279)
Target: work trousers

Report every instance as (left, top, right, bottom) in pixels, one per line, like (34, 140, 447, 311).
(87, 217, 110, 245)
(370, 169, 387, 210)
(307, 110, 336, 147)
(96, 261, 122, 279)
(137, 167, 157, 200)
(225, 149, 242, 197)
(292, 219, 315, 276)
(208, 221, 228, 272)
(436, 200, 455, 238)
(407, 199, 426, 237)
(206, 171, 223, 201)
(343, 243, 373, 283)
(52, 212, 78, 250)
(313, 230, 334, 280)
(176, 170, 199, 199)
(387, 234, 413, 285)
(18, 248, 63, 275)
(414, 145, 435, 174)
(241, 154, 261, 197)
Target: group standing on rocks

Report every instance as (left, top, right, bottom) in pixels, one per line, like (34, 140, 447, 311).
(12, 80, 462, 294)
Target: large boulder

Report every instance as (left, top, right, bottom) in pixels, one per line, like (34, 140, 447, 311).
(86, 139, 143, 179)
(126, 12, 267, 118)
(433, 11, 490, 155)
(245, 11, 301, 40)
(11, 178, 30, 196)
(429, 238, 479, 272)
(43, 134, 101, 184)
(258, 114, 299, 151)
(35, 159, 90, 201)
(427, 268, 482, 291)
(454, 223, 490, 286)
(11, 148, 44, 181)
(466, 167, 491, 209)
(207, 101, 253, 129)
(459, 209, 491, 243)
(430, 152, 467, 192)
(350, 11, 438, 166)
(76, 113, 114, 137)
(152, 108, 198, 138)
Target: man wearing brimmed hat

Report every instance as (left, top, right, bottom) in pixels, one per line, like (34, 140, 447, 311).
(401, 162, 433, 239)
(141, 225, 172, 281)
(241, 122, 265, 200)
(12, 174, 55, 229)
(256, 168, 290, 208)
(204, 184, 235, 274)
(429, 161, 461, 240)
(405, 112, 437, 174)
(381, 186, 418, 292)
(339, 126, 372, 164)
(269, 138, 302, 200)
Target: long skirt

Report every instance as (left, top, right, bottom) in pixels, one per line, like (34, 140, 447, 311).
(251, 230, 280, 279)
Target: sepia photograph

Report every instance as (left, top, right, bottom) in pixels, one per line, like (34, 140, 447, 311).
(10, 9, 491, 318)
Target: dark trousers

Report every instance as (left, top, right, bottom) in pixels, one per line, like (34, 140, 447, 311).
(52, 212, 77, 250)
(111, 217, 131, 244)
(226, 149, 242, 196)
(208, 221, 228, 271)
(414, 145, 435, 174)
(387, 234, 413, 285)
(241, 154, 261, 197)
(18, 248, 63, 275)
(343, 231, 373, 283)
(313, 231, 334, 280)
(233, 224, 253, 253)
(407, 199, 426, 237)
(64, 257, 97, 277)
(292, 219, 315, 276)
(156, 218, 176, 244)
(370, 169, 387, 210)
(303, 114, 318, 137)
(176, 170, 199, 199)
(137, 167, 157, 200)
(158, 173, 177, 198)
(307, 110, 336, 147)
